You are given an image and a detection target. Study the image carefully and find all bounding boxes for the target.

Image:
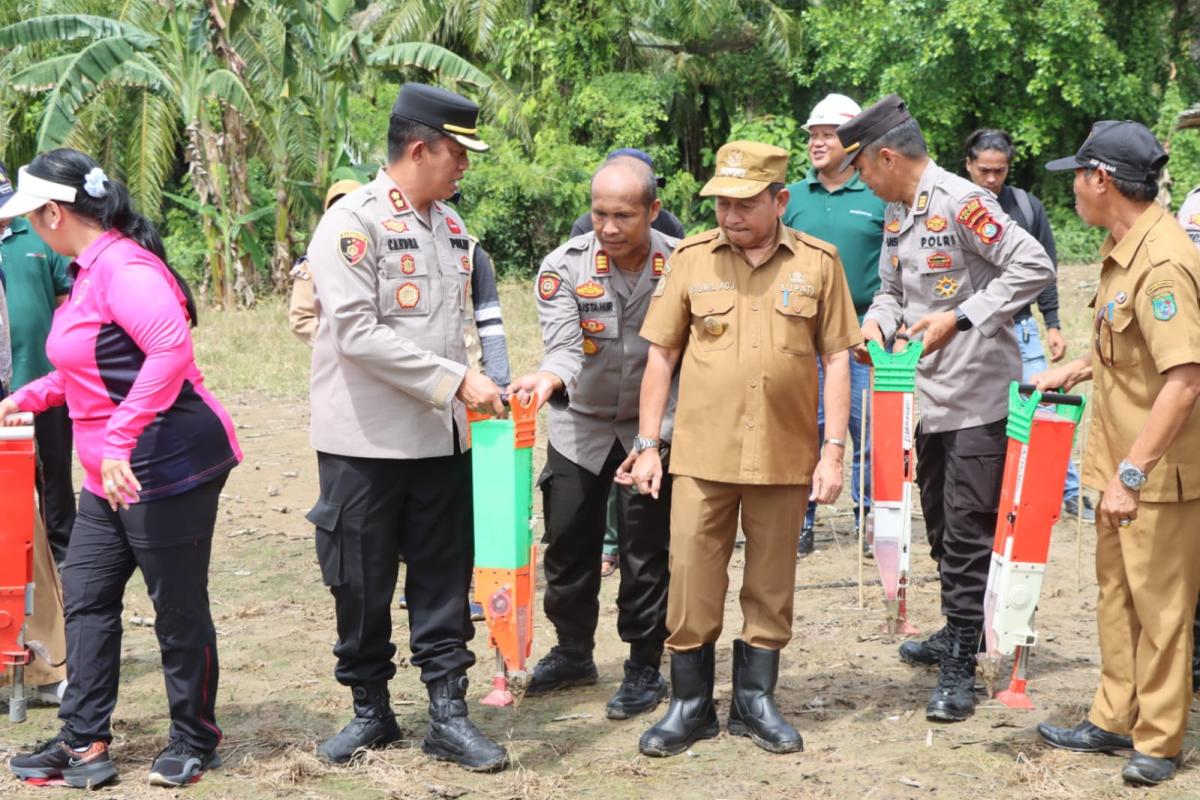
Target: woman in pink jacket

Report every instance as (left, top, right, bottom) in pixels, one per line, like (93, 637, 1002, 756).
(0, 149, 242, 790)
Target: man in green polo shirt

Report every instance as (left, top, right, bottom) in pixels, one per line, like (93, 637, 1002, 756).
(783, 93, 887, 556)
(0, 161, 75, 565)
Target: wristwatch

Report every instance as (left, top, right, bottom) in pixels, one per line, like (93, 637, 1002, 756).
(632, 435, 659, 454)
(954, 307, 973, 332)
(1117, 460, 1147, 491)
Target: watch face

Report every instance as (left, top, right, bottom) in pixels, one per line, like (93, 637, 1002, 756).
(1120, 466, 1145, 488)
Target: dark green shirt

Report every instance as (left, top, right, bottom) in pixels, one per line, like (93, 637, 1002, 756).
(783, 168, 886, 321)
(0, 217, 72, 388)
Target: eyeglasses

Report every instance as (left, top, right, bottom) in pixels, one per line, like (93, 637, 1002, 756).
(1093, 304, 1115, 368)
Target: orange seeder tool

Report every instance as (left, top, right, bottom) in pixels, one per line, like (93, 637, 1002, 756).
(979, 383, 1084, 709)
(868, 339, 921, 635)
(1, 412, 37, 722)
(469, 394, 538, 706)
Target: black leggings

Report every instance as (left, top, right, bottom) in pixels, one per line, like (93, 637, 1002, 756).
(58, 474, 227, 750)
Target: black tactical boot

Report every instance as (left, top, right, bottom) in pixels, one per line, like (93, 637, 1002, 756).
(727, 640, 803, 753)
(898, 624, 952, 666)
(607, 662, 669, 720)
(525, 644, 599, 696)
(639, 645, 720, 757)
(925, 620, 981, 722)
(317, 683, 404, 764)
(422, 674, 508, 772)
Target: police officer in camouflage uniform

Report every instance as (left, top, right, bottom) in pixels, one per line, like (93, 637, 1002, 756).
(839, 95, 1054, 722)
(305, 83, 507, 772)
(510, 157, 677, 719)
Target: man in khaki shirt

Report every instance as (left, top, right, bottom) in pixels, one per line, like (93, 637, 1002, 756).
(1034, 121, 1200, 787)
(619, 141, 861, 757)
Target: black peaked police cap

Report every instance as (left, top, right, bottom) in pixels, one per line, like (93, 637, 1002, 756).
(1045, 120, 1166, 182)
(392, 83, 489, 152)
(836, 94, 914, 172)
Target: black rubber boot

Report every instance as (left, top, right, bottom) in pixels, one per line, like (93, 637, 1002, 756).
(925, 620, 980, 722)
(638, 645, 720, 757)
(727, 640, 803, 753)
(525, 644, 599, 696)
(898, 624, 952, 666)
(1192, 600, 1199, 693)
(317, 683, 404, 764)
(422, 674, 508, 772)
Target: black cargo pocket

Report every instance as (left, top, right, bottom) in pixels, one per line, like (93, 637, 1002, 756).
(948, 454, 1005, 512)
(306, 498, 346, 587)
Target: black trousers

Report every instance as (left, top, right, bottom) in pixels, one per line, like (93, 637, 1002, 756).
(310, 450, 475, 687)
(539, 440, 671, 658)
(915, 419, 1006, 624)
(35, 405, 76, 565)
(58, 476, 226, 750)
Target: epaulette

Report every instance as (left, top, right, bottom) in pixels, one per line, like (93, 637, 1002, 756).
(673, 228, 720, 253)
(563, 231, 594, 252)
(791, 229, 838, 257)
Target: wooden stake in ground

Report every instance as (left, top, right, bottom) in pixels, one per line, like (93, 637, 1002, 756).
(858, 387, 868, 609)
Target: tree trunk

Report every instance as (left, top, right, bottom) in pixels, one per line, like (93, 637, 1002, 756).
(223, 104, 256, 307)
(186, 120, 228, 309)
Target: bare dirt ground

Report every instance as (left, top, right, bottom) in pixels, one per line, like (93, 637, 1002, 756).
(1, 264, 1198, 799)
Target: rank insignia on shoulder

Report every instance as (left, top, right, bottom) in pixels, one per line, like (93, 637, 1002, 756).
(582, 338, 600, 355)
(886, 219, 901, 233)
(1190, 214, 1200, 227)
(339, 231, 368, 266)
(580, 319, 606, 334)
(915, 191, 929, 213)
(576, 281, 605, 299)
(934, 276, 959, 298)
(653, 252, 665, 276)
(396, 281, 420, 309)
(1151, 291, 1177, 321)
(925, 215, 948, 233)
(595, 251, 610, 274)
(400, 254, 416, 274)
(445, 216, 462, 235)
(926, 251, 952, 270)
(382, 219, 409, 234)
(538, 271, 562, 301)
(388, 189, 409, 214)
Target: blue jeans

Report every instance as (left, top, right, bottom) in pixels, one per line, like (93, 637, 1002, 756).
(1013, 316, 1081, 503)
(805, 355, 871, 529)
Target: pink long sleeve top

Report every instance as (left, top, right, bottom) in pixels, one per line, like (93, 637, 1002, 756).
(10, 230, 242, 502)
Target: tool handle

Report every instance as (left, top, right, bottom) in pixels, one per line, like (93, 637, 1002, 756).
(1017, 383, 1083, 407)
(0, 412, 35, 441)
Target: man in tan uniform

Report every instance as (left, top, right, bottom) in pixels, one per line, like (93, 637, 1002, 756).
(1034, 121, 1200, 787)
(305, 83, 507, 772)
(509, 157, 677, 719)
(619, 141, 861, 757)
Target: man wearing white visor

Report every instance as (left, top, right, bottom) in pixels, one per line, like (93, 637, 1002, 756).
(783, 94, 888, 556)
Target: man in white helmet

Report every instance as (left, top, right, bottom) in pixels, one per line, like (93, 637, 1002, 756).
(783, 94, 887, 555)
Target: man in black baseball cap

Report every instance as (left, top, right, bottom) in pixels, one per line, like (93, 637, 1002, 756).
(1033, 120, 1200, 787)
(392, 82, 489, 152)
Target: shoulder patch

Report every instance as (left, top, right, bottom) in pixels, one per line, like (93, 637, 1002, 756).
(339, 231, 368, 266)
(674, 228, 721, 253)
(538, 271, 562, 301)
(1151, 292, 1177, 321)
(956, 198, 1004, 244)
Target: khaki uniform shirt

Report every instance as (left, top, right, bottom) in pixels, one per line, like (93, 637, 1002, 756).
(1175, 186, 1200, 248)
(864, 160, 1055, 433)
(537, 230, 679, 473)
(308, 170, 473, 458)
(1084, 204, 1200, 502)
(640, 223, 861, 485)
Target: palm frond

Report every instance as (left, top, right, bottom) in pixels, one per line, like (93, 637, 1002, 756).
(125, 89, 179, 219)
(0, 14, 156, 49)
(33, 35, 142, 150)
(368, 41, 492, 88)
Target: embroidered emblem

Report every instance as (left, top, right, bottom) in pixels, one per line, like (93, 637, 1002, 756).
(580, 319, 606, 334)
(400, 254, 416, 275)
(956, 198, 1003, 244)
(926, 215, 948, 233)
(538, 271, 562, 301)
(445, 216, 462, 235)
(576, 281, 605, 299)
(1115, 291, 1127, 304)
(381, 219, 409, 234)
(934, 276, 959, 298)
(1152, 292, 1177, 321)
(886, 219, 901, 233)
(595, 251, 610, 274)
(395, 282, 420, 309)
(582, 338, 599, 356)
(388, 189, 408, 214)
(926, 251, 953, 270)
(1145, 279, 1175, 297)
(461, 255, 471, 273)
(652, 253, 665, 276)
(339, 231, 368, 266)
(891, 255, 900, 269)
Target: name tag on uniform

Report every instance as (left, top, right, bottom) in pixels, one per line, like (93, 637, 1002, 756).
(690, 281, 735, 294)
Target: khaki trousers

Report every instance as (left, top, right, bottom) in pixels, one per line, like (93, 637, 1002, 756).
(2, 510, 67, 686)
(1088, 494, 1200, 757)
(665, 476, 805, 652)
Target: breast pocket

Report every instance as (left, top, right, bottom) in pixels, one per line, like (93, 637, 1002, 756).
(919, 251, 973, 309)
(773, 294, 817, 356)
(382, 276, 432, 317)
(1095, 302, 1141, 369)
(690, 293, 736, 352)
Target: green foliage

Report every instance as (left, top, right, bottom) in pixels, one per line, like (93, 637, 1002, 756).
(1047, 206, 1107, 266)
